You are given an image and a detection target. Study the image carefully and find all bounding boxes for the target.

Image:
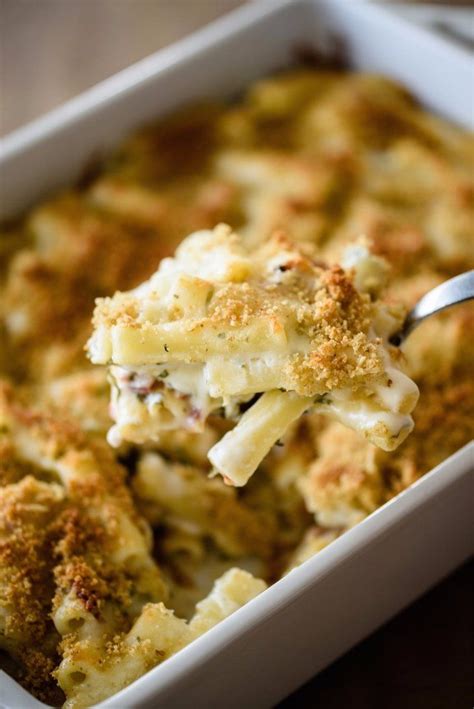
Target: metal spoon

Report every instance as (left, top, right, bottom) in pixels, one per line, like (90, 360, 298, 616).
(389, 270, 474, 346)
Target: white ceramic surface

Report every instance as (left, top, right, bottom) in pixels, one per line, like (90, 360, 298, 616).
(0, 1, 473, 707)
(384, 4, 474, 46)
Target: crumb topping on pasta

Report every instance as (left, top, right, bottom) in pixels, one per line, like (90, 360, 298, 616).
(90, 225, 387, 394)
(88, 224, 419, 485)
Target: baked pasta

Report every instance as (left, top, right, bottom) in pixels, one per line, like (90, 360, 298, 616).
(1, 67, 473, 707)
(88, 226, 418, 485)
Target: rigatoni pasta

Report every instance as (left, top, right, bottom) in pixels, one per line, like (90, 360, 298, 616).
(0, 382, 267, 708)
(55, 569, 265, 709)
(88, 226, 419, 485)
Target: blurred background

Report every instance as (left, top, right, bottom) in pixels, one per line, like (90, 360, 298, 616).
(1, 0, 473, 136)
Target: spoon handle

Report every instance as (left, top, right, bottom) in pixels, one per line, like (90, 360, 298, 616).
(390, 270, 474, 346)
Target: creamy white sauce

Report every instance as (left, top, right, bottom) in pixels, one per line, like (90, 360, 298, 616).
(101, 238, 417, 459)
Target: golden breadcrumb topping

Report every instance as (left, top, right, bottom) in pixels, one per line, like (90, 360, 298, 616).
(0, 383, 166, 700)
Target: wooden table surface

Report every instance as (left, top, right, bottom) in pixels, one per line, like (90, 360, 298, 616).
(2, 0, 473, 135)
(279, 561, 473, 709)
(1, 2, 472, 707)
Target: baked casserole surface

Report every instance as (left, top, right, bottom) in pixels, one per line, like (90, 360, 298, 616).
(0, 69, 473, 707)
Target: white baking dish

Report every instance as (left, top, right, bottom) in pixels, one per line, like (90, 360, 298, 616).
(0, 1, 473, 707)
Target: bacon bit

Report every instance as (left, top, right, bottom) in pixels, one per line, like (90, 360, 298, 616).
(188, 407, 203, 421)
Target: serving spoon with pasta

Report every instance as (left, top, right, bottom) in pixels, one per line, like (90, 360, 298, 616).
(88, 224, 473, 487)
(389, 270, 474, 346)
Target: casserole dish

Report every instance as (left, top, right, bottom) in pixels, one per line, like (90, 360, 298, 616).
(0, 1, 473, 707)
